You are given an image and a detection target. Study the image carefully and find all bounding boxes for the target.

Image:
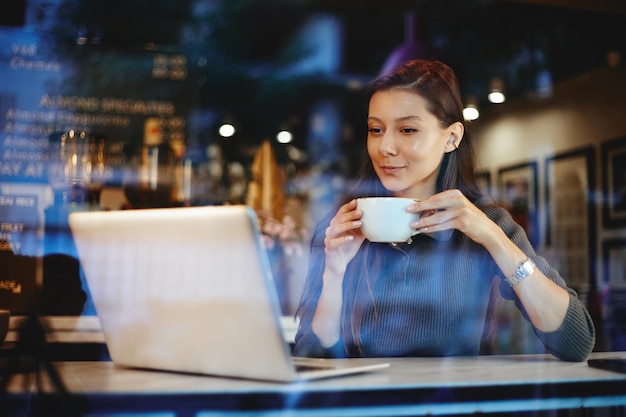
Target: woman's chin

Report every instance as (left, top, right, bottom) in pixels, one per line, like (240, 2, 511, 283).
(379, 180, 408, 195)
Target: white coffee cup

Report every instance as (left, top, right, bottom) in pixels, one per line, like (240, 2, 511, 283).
(356, 197, 420, 243)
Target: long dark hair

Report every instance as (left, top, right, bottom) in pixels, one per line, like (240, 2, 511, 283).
(297, 59, 487, 355)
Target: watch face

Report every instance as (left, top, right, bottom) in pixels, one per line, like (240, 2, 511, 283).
(509, 259, 535, 286)
(517, 264, 531, 278)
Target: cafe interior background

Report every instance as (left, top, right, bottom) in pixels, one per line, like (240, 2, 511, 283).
(1, 0, 625, 354)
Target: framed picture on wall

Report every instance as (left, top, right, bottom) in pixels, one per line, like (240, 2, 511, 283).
(475, 170, 492, 197)
(601, 136, 626, 228)
(544, 146, 596, 292)
(497, 161, 539, 247)
(602, 238, 626, 289)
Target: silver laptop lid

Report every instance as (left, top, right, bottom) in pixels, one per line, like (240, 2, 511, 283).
(69, 205, 298, 381)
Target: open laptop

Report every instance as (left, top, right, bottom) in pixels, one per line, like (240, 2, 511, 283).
(68, 205, 389, 382)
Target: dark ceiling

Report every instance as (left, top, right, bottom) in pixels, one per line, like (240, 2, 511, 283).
(38, 0, 626, 106)
(252, 0, 626, 103)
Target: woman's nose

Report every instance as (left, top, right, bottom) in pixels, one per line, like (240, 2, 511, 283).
(378, 132, 397, 156)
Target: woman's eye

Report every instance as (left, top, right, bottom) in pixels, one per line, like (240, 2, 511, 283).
(368, 127, 383, 134)
(401, 128, 418, 134)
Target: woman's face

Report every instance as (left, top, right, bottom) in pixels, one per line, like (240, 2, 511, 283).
(367, 89, 452, 199)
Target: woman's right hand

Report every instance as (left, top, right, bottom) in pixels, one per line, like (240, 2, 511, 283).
(312, 199, 365, 346)
(323, 199, 366, 276)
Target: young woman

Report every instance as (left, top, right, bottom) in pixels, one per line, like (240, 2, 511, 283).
(294, 59, 595, 361)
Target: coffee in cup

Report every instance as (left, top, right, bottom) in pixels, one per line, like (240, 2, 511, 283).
(356, 197, 419, 243)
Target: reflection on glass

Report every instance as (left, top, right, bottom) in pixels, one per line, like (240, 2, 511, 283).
(62, 130, 91, 186)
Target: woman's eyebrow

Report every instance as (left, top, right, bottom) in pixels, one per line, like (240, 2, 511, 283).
(367, 115, 422, 123)
(397, 115, 422, 122)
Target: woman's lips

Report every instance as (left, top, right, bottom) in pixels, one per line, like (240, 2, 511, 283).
(381, 165, 403, 175)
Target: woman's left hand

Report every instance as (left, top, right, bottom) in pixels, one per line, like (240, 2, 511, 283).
(407, 189, 497, 246)
(409, 190, 574, 336)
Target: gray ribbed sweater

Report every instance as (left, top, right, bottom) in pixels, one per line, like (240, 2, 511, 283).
(294, 205, 595, 362)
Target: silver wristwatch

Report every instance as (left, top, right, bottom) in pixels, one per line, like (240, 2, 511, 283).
(505, 258, 535, 287)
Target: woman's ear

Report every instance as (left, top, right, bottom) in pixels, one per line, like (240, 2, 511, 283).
(445, 122, 464, 153)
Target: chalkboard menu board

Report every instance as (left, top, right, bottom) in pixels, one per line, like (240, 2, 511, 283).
(0, 27, 191, 313)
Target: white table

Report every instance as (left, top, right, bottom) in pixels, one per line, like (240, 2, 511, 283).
(3, 352, 626, 416)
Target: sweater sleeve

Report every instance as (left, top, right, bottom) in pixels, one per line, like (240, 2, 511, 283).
(534, 293, 596, 361)
(293, 323, 346, 358)
(293, 213, 348, 358)
(488, 206, 596, 361)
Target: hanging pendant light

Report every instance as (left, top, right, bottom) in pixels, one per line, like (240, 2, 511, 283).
(463, 96, 480, 121)
(380, 11, 432, 76)
(487, 78, 506, 104)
